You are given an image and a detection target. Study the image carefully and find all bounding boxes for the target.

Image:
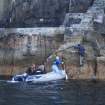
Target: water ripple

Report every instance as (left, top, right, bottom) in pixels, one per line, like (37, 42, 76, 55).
(0, 80, 105, 105)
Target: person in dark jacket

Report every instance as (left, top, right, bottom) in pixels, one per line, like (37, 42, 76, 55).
(26, 66, 33, 75)
(32, 64, 46, 75)
(74, 44, 85, 66)
(26, 64, 36, 75)
(26, 64, 46, 75)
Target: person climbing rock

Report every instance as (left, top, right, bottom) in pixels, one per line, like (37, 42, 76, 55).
(73, 44, 85, 66)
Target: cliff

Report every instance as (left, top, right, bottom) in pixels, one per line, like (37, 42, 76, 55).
(54, 33, 105, 80)
(0, 29, 105, 80)
(0, 0, 105, 80)
(0, 28, 63, 76)
(0, 0, 94, 27)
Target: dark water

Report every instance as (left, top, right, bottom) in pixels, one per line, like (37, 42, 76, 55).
(0, 80, 105, 105)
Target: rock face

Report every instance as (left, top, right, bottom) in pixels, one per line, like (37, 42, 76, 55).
(0, 0, 105, 80)
(0, 0, 94, 27)
(0, 30, 104, 79)
(0, 0, 10, 20)
(0, 33, 58, 61)
(64, 0, 105, 36)
(0, 30, 64, 76)
(53, 34, 105, 80)
(96, 57, 105, 79)
(59, 44, 96, 79)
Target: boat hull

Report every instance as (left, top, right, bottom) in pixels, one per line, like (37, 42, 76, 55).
(26, 71, 66, 83)
(9, 70, 66, 83)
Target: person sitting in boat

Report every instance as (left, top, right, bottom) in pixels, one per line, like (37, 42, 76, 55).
(26, 66, 33, 75)
(32, 64, 46, 75)
(26, 64, 36, 75)
(38, 64, 46, 74)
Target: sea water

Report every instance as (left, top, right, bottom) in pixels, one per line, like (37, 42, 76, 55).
(0, 80, 105, 105)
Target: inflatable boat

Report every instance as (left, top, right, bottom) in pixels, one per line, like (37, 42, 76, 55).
(8, 70, 67, 83)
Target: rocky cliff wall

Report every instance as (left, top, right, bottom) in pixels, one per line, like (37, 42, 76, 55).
(51, 34, 105, 80)
(0, 31, 64, 76)
(0, 31, 105, 80)
(0, 0, 94, 27)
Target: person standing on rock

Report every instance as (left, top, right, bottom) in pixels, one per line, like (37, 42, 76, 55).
(51, 56, 62, 73)
(47, 51, 62, 72)
(73, 44, 85, 66)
